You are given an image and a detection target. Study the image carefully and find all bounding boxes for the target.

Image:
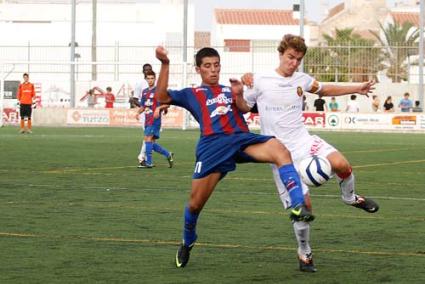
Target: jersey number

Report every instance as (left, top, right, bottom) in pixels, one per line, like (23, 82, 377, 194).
(194, 162, 202, 174)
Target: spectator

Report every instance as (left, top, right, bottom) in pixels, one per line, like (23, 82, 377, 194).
(328, 96, 339, 112)
(383, 96, 394, 112)
(412, 100, 423, 112)
(87, 89, 96, 108)
(371, 95, 380, 112)
(313, 95, 327, 111)
(398, 92, 413, 112)
(345, 94, 359, 113)
(104, 87, 115, 108)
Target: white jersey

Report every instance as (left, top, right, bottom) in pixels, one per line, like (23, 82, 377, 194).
(244, 71, 321, 155)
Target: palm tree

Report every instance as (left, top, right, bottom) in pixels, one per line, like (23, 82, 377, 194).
(370, 21, 419, 82)
(304, 28, 381, 82)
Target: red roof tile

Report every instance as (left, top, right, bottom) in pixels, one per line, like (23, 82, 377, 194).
(324, 2, 345, 21)
(215, 9, 298, 25)
(391, 12, 419, 27)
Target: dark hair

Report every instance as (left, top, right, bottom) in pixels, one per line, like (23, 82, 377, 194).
(372, 95, 377, 99)
(350, 95, 357, 100)
(106, 87, 112, 92)
(23, 73, 29, 77)
(404, 92, 410, 97)
(195, 47, 220, 67)
(144, 70, 156, 78)
(277, 34, 307, 55)
(415, 100, 420, 106)
(142, 63, 152, 70)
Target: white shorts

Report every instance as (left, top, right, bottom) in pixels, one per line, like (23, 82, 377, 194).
(272, 135, 337, 209)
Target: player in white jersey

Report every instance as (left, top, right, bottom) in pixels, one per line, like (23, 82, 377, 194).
(236, 34, 379, 272)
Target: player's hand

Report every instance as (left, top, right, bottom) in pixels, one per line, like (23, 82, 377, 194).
(155, 46, 170, 64)
(229, 78, 243, 96)
(162, 105, 170, 115)
(358, 80, 375, 98)
(241, 73, 254, 88)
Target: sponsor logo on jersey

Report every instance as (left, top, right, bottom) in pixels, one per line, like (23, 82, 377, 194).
(206, 93, 232, 106)
(210, 105, 232, 118)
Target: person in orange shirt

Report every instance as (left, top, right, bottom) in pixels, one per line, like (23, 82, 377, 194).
(104, 87, 115, 108)
(17, 73, 36, 134)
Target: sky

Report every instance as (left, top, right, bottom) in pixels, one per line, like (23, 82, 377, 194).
(193, 0, 399, 31)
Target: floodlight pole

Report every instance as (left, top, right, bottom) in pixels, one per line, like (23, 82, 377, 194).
(418, 0, 424, 110)
(70, 0, 76, 108)
(299, 0, 305, 72)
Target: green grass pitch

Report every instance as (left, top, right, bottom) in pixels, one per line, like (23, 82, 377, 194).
(0, 126, 424, 283)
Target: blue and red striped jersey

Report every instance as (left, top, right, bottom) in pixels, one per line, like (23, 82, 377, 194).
(168, 85, 249, 136)
(140, 87, 161, 127)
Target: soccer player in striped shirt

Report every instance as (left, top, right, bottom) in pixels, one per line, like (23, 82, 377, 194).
(155, 46, 313, 268)
(17, 73, 36, 134)
(137, 70, 174, 168)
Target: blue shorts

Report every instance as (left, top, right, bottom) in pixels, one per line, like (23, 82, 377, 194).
(144, 125, 160, 139)
(192, 132, 274, 179)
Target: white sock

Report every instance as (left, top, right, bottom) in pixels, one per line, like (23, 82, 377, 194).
(336, 173, 356, 204)
(293, 221, 311, 258)
(138, 141, 146, 161)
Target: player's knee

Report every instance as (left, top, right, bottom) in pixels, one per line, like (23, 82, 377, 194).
(269, 139, 291, 164)
(333, 159, 351, 174)
(187, 202, 202, 214)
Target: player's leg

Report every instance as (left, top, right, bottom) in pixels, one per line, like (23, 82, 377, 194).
(19, 104, 26, 133)
(137, 140, 147, 167)
(244, 139, 314, 221)
(144, 135, 154, 167)
(26, 106, 33, 133)
(327, 151, 379, 213)
(272, 166, 316, 272)
(176, 172, 222, 268)
(151, 135, 174, 168)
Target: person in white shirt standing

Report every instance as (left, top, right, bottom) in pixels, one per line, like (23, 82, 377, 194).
(236, 34, 379, 273)
(346, 94, 360, 113)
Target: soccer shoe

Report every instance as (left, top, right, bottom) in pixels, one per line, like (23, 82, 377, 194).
(26, 129, 32, 134)
(137, 160, 154, 168)
(176, 243, 194, 268)
(167, 152, 174, 168)
(351, 195, 379, 213)
(299, 253, 317, 273)
(19, 129, 26, 134)
(289, 204, 315, 222)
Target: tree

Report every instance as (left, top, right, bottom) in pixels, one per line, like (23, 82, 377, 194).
(304, 28, 381, 82)
(370, 21, 419, 82)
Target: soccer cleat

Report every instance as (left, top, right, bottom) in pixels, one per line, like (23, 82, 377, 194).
(176, 243, 194, 268)
(289, 204, 315, 222)
(19, 129, 26, 134)
(351, 195, 379, 213)
(26, 129, 32, 134)
(167, 152, 174, 168)
(137, 160, 153, 168)
(299, 253, 317, 272)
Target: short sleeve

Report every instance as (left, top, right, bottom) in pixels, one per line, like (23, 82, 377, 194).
(304, 74, 322, 94)
(168, 88, 191, 109)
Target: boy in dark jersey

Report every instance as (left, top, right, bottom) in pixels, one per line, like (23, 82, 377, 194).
(137, 70, 173, 168)
(155, 46, 313, 268)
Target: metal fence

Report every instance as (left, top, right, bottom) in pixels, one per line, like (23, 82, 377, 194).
(0, 42, 422, 85)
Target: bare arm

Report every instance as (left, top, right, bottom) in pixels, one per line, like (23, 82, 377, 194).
(230, 78, 251, 114)
(319, 80, 375, 98)
(155, 46, 172, 104)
